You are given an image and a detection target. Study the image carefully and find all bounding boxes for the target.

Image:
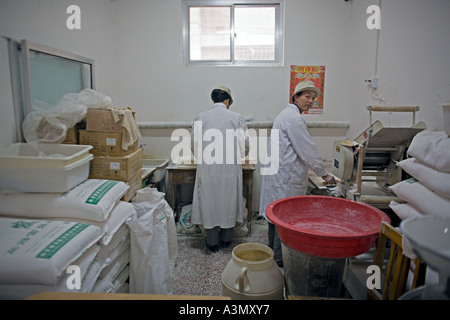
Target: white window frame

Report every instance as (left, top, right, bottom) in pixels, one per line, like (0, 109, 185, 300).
(7, 38, 95, 142)
(182, 0, 284, 67)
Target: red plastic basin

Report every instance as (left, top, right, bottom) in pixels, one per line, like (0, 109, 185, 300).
(266, 196, 390, 258)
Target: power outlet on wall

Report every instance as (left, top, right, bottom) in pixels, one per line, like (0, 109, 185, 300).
(365, 77, 379, 90)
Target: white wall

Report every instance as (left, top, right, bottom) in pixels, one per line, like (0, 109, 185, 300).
(113, 0, 351, 161)
(346, 0, 450, 139)
(1, 0, 449, 211)
(0, 0, 117, 147)
(113, 0, 349, 121)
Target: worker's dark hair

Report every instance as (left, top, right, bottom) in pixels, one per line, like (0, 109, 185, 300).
(291, 92, 301, 103)
(211, 89, 231, 103)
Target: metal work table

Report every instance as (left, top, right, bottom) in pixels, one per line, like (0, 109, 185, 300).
(307, 161, 336, 195)
(166, 162, 255, 231)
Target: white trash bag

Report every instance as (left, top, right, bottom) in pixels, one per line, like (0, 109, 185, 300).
(127, 187, 178, 294)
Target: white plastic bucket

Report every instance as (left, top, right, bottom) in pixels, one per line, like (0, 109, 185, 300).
(221, 243, 284, 300)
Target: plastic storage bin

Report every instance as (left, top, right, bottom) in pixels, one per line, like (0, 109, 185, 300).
(0, 143, 93, 192)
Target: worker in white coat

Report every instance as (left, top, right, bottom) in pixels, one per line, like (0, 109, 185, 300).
(191, 86, 249, 252)
(259, 80, 336, 266)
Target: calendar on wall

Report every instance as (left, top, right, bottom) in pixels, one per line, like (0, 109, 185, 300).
(289, 65, 325, 114)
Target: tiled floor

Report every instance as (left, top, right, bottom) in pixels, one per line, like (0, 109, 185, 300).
(171, 216, 272, 297)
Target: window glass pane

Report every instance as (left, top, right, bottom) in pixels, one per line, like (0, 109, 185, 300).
(189, 7, 231, 61)
(234, 6, 275, 61)
(29, 50, 91, 109)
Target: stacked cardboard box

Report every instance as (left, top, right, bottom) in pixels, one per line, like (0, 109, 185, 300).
(80, 108, 143, 201)
(63, 120, 86, 144)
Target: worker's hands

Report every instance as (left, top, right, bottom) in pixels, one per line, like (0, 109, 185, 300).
(322, 174, 337, 186)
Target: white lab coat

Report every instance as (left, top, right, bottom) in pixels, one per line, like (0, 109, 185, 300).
(190, 103, 249, 229)
(259, 103, 328, 218)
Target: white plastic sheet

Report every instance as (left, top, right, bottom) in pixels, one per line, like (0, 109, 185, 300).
(22, 89, 112, 153)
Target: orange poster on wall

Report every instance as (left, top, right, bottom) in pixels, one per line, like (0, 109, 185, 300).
(289, 65, 325, 114)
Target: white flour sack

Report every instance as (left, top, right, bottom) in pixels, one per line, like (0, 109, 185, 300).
(407, 130, 450, 173)
(0, 179, 129, 222)
(398, 158, 450, 198)
(0, 244, 100, 300)
(389, 201, 424, 220)
(389, 178, 450, 218)
(128, 187, 175, 294)
(0, 217, 102, 285)
(48, 201, 136, 246)
(89, 201, 135, 246)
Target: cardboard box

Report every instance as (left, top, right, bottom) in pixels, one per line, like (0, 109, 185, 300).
(63, 127, 78, 144)
(79, 130, 138, 157)
(86, 108, 123, 132)
(89, 148, 142, 181)
(121, 169, 143, 202)
(63, 120, 86, 144)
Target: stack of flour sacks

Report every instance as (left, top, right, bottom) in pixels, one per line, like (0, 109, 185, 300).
(0, 179, 136, 299)
(389, 130, 450, 221)
(388, 130, 450, 286)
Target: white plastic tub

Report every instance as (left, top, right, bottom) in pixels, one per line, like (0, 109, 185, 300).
(0, 143, 93, 192)
(0, 143, 93, 168)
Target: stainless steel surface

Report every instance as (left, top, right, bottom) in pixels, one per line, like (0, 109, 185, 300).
(142, 158, 169, 183)
(330, 114, 426, 208)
